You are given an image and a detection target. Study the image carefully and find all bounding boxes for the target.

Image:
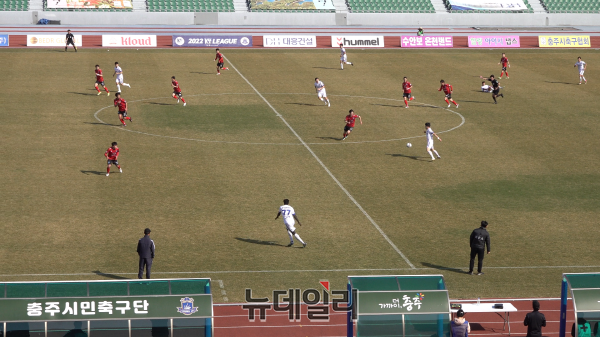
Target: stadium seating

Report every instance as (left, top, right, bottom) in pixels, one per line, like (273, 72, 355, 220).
(444, 0, 533, 12)
(539, 0, 600, 13)
(346, 0, 435, 13)
(247, 0, 334, 12)
(147, 0, 234, 11)
(43, 0, 132, 11)
(0, 0, 28, 10)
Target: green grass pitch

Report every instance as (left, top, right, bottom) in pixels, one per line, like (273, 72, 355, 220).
(1, 48, 599, 302)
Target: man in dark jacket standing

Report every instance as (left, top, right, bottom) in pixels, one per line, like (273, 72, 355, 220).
(137, 228, 155, 279)
(468, 221, 490, 275)
(524, 300, 546, 337)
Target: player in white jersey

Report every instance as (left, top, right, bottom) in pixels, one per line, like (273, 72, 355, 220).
(339, 44, 354, 70)
(424, 122, 441, 161)
(574, 57, 587, 84)
(113, 62, 131, 93)
(275, 199, 306, 248)
(314, 77, 330, 107)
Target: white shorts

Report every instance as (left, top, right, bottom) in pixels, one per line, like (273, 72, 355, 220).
(317, 90, 327, 98)
(579, 70, 585, 76)
(285, 222, 296, 233)
(116, 74, 124, 83)
(341, 55, 347, 62)
(427, 140, 434, 150)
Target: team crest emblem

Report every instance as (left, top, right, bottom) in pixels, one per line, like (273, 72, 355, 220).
(241, 37, 250, 46)
(175, 37, 184, 46)
(177, 297, 199, 315)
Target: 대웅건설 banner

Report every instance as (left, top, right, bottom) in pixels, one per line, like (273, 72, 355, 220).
(46, 0, 132, 9)
(102, 35, 157, 47)
(468, 36, 520, 48)
(538, 35, 591, 48)
(27, 34, 82, 47)
(263, 35, 316, 47)
(401, 36, 453, 48)
(330, 36, 385, 47)
(447, 0, 527, 10)
(172, 35, 253, 47)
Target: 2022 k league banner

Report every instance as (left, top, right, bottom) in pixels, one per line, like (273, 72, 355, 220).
(172, 35, 253, 47)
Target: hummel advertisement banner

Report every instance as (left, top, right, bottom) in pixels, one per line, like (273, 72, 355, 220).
(401, 36, 453, 48)
(263, 35, 316, 47)
(447, 0, 527, 10)
(468, 36, 520, 48)
(172, 35, 253, 47)
(331, 36, 384, 47)
(0, 35, 8, 47)
(102, 35, 157, 47)
(538, 35, 591, 48)
(27, 34, 83, 47)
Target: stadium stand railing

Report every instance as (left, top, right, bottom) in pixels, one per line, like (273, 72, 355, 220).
(147, 0, 234, 12)
(346, 0, 435, 13)
(539, 0, 599, 13)
(1, 0, 29, 10)
(444, 0, 534, 12)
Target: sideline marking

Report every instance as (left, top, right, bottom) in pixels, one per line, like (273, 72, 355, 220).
(1, 265, 599, 277)
(93, 93, 465, 145)
(225, 55, 415, 269)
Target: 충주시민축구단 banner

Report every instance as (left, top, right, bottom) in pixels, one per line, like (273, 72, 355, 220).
(263, 35, 316, 48)
(538, 35, 590, 48)
(468, 36, 520, 48)
(330, 36, 385, 48)
(401, 36, 453, 48)
(172, 35, 253, 47)
(27, 34, 83, 47)
(102, 35, 157, 47)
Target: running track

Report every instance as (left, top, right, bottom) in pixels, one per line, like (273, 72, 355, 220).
(213, 298, 574, 336)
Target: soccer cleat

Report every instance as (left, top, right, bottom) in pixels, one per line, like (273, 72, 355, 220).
(177, 99, 180, 104)
(122, 123, 126, 127)
(507, 77, 509, 79)
(468, 271, 473, 275)
(447, 104, 451, 108)
(119, 168, 122, 173)
(477, 272, 484, 276)
(183, 103, 186, 107)
(431, 158, 435, 161)
(327, 101, 331, 107)
(494, 102, 497, 104)
(106, 173, 110, 176)
(456, 104, 459, 108)
(107, 92, 110, 96)
(437, 156, 441, 159)
(216, 73, 221, 75)
(351, 62, 354, 66)
(303, 242, 307, 248)
(342, 136, 347, 141)
(97, 92, 101, 96)
(405, 106, 409, 108)
(128, 117, 132, 122)
(286, 242, 293, 247)
(501, 94, 504, 98)
(224, 67, 229, 70)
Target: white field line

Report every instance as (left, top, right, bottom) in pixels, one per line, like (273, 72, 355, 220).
(93, 93, 465, 145)
(1, 265, 600, 277)
(224, 55, 415, 269)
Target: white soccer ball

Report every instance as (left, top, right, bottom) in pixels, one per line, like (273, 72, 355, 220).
(406, 143, 412, 148)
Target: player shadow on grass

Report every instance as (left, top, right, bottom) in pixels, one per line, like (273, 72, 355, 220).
(68, 91, 98, 96)
(459, 100, 492, 104)
(190, 72, 214, 75)
(420, 262, 469, 275)
(312, 66, 339, 70)
(386, 153, 430, 161)
(317, 136, 342, 141)
(236, 237, 300, 248)
(80, 170, 107, 175)
(146, 102, 172, 106)
(92, 270, 129, 280)
(544, 80, 575, 85)
(285, 102, 321, 107)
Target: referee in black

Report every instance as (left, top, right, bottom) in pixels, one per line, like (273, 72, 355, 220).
(137, 228, 155, 279)
(65, 29, 77, 52)
(468, 221, 490, 275)
(481, 74, 503, 104)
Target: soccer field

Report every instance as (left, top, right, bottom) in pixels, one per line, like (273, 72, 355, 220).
(1, 48, 599, 303)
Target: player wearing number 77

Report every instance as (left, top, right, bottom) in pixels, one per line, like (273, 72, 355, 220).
(275, 199, 306, 248)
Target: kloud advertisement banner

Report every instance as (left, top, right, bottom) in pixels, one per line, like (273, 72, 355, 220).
(27, 35, 82, 47)
(330, 36, 385, 47)
(263, 35, 316, 48)
(0, 35, 8, 47)
(539, 35, 591, 48)
(172, 35, 252, 47)
(447, 0, 527, 10)
(401, 36, 453, 48)
(468, 36, 520, 48)
(102, 35, 157, 47)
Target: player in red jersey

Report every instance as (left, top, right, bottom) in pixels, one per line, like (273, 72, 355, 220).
(104, 142, 122, 176)
(439, 80, 459, 108)
(215, 48, 229, 75)
(94, 65, 110, 96)
(499, 53, 510, 79)
(342, 109, 362, 140)
(114, 93, 132, 126)
(402, 77, 415, 108)
(171, 76, 187, 106)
